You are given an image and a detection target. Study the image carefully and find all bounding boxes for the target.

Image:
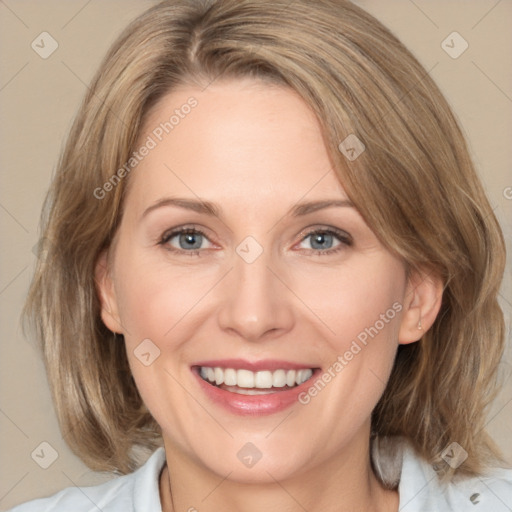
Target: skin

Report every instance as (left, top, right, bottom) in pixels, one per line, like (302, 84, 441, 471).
(96, 79, 442, 512)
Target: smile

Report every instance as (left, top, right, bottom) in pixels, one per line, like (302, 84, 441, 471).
(192, 359, 321, 415)
(199, 366, 314, 394)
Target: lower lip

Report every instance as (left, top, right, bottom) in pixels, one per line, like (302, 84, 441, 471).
(192, 367, 321, 416)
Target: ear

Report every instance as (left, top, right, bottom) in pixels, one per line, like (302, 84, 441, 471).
(95, 250, 124, 334)
(398, 269, 443, 345)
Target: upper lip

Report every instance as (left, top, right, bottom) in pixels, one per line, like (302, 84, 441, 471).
(192, 359, 319, 372)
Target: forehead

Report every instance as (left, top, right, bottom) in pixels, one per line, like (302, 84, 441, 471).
(127, 79, 348, 210)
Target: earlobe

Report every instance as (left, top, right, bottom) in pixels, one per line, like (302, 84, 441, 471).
(95, 251, 124, 334)
(398, 270, 444, 345)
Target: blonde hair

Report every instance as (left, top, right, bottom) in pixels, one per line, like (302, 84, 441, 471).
(25, 0, 507, 480)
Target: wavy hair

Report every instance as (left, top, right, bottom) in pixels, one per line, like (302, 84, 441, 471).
(25, 0, 507, 480)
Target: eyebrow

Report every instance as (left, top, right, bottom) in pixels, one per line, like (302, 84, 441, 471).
(141, 197, 354, 220)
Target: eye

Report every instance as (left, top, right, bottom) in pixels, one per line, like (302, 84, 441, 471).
(160, 227, 214, 253)
(296, 228, 352, 254)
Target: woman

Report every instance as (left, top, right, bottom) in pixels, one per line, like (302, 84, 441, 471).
(11, 0, 511, 510)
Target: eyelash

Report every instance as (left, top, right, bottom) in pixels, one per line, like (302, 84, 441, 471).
(158, 225, 353, 256)
(159, 226, 210, 257)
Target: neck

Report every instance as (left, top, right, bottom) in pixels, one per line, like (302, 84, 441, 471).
(159, 432, 398, 512)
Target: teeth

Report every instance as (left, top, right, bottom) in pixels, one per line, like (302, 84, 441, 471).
(199, 366, 314, 389)
(272, 369, 286, 387)
(255, 370, 273, 388)
(214, 367, 224, 385)
(223, 386, 275, 395)
(224, 368, 237, 386)
(237, 369, 254, 388)
(296, 369, 313, 385)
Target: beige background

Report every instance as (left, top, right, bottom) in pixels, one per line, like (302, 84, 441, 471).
(1, 0, 511, 509)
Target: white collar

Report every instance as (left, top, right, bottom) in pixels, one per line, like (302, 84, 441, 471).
(372, 436, 512, 511)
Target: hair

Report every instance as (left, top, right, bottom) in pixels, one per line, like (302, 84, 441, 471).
(25, 0, 507, 482)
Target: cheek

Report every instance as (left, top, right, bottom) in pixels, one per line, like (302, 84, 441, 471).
(316, 257, 406, 400)
(290, 254, 406, 350)
(111, 254, 220, 436)
(292, 261, 404, 436)
(113, 252, 219, 346)
(290, 254, 405, 419)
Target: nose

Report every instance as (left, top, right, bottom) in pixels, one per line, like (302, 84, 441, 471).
(216, 246, 295, 342)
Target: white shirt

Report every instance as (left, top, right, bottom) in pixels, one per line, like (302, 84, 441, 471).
(8, 439, 512, 511)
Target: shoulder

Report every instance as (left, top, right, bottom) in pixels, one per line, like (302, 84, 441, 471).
(7, 448, 166, 512)
(396, 439, 512, 511)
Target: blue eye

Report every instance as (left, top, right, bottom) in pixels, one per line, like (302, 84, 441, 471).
(308, 232, 336, 250)
(176, 232, 204, 250)
(161, 228, 212, 252)
(297, 229, 351, 253)
(159, 226, 351, 256)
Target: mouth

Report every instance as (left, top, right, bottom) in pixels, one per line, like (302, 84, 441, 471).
(191, 359, 321, 415)
(197, 366, 315, 395)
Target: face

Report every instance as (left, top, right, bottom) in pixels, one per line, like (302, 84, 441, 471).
(98, 79, 425, 483)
